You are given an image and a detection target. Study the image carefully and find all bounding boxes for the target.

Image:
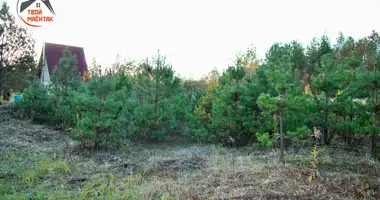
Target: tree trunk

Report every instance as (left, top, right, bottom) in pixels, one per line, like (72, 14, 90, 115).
(154, 86, 158, 131)
(371, 62, 378, 157)
(93, 126, 97, 150)
(291, 68, 295, 81)
(323, 93, 329, 145)
(374, 63, 377, 105)
(279, 109, 285, 164)
(371, 125, 376, 157)
(154, 88, 158, 115)
(0, 58, 5, 99)
(372, 82, 378, 157)
(94, 109, 101, 150)
(349, 96, 353, 147)
(234, 91, 238, 141)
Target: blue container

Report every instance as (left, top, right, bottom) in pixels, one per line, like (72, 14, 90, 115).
(14, 95, 21, 103)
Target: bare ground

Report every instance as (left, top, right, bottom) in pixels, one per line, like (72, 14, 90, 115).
(0, 104, 379, 200)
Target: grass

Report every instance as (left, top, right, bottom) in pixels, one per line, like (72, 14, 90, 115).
(0, 106, 379, 199)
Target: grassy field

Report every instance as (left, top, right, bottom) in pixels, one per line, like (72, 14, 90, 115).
(0, 104, 379, 200)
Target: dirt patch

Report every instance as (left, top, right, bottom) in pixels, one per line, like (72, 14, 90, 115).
(144, 153, 207, 176)
(0, 119, 64, 152)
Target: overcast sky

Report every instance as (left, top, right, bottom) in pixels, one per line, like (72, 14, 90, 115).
(6, 0, 380, 79)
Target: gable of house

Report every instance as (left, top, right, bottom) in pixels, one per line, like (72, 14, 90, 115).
(39, 42, 88, 84)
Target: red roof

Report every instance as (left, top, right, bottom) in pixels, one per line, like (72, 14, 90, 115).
(44, 42, 88, 77)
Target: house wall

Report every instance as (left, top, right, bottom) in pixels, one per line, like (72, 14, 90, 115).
(40, 43, 51, 85)
(41, 56, 51, 85)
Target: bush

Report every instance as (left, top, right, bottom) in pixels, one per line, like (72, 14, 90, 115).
(72, 75, 124, 148)
(16, 77, 55, 124)
(287, 126, 312, 147)
(255, 132, 273, 147)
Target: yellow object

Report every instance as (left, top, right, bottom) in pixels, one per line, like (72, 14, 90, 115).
(308, 175, 313, 183)
(304, 84, 312, 95)
(83, 68, 89, 81)
(337, 90, 342, 96)
(308, 144, 319, 183)
(2, 94, 14, 103)
(1, 93, 23, 103)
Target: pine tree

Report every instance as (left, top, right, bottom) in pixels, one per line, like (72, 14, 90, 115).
(73, 73, 123, 149)
(50, 49, 81, 89)
(193, 70, 220, 142)
(290, 40, 306, 83)
(133, 50, 180, 139)
(333, 38, 361, 146)
(257, 45, 294, 164)
(356, 31, 380, 156)
(17, 77, 54, 121)
(240, 72, 268, 144)
(211, 64, 246, 144)
(49, 49, 83, 127)
(311, 53, 345, 144)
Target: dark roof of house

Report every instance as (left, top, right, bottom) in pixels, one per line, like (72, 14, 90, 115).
(44, 42, 88, 77)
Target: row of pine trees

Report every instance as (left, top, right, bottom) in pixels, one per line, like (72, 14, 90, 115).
(18, 31, 379, 160)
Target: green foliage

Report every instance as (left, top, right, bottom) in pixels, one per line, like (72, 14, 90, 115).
(0, 2, 35, 98)
(287, 126, 312, 146)
(50, 50, 82, 89)
(16, 77, 54, 123)
(210, 65, 246, 143)
(255, 132, 273, 147)
(312, 54, 345, 96)
(16, 31, 380, 158)
(193, 70, 220, 142)
(285, 95, 315, 133)
(132, 51, 181, 140)
(72, 74, 123, 148)
(240, 77, 268, 137)
(257, 93, 278, 113)
(48, 50, 83, 128)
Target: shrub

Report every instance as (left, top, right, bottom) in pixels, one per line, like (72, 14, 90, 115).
(16, 77, 54, 123)
(72, 75, 123, 148)
(255, 132, 273, 147)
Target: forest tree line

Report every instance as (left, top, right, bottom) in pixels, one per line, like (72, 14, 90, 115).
(16, 31, 380, 160)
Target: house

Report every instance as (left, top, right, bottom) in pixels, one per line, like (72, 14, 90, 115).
(38, 42, 88, 85)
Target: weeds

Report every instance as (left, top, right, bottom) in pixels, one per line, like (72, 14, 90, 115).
(308, 127, 321, 183)
(308, 145, 319, 183)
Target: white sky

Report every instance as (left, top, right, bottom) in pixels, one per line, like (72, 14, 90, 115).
(6, 0, 380, 79)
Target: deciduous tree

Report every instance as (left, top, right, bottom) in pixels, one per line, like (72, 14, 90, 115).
(0, 2, 35, 100)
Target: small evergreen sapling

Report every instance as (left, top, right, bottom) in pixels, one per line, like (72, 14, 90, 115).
(73, 74, 122, 149)
(287, 126, 312, 147)
(211, 65, 246, 144)
(257, 47, 294, 164)
(17, 77, 53, 122)
(255, 132, 273, 148)
(133, 51, 181, 140)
